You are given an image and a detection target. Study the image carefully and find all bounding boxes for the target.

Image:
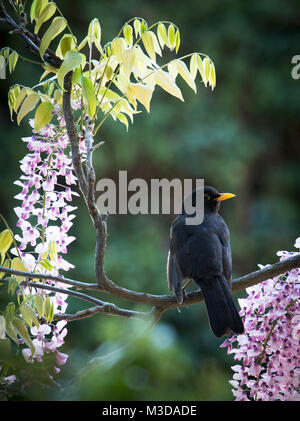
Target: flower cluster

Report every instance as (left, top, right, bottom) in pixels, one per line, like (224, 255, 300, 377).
(12, 103, 81, 370)
(222, 239, 300, 401)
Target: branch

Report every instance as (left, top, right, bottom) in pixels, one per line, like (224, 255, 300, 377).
(53, 305, 151, 322)
(0, 0, 62, 68)
(63, 72, 108, 287)
(1, 253, 299, 323)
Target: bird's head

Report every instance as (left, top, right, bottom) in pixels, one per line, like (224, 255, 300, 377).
(202, 186, 235, 213)
(184, 186, 235, 214)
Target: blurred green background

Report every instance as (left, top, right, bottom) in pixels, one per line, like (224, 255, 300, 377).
(0, 0, 300, 401)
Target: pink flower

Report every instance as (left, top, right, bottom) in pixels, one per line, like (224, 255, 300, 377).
(221, 241, 300, 401)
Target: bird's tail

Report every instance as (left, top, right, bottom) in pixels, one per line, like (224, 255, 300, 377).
(195, 276, 244, 337)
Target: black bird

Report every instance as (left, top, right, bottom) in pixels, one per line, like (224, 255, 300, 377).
(167, 186, 244, 337)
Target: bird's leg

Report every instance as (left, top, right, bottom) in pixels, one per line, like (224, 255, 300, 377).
(181, 279, 192, 307)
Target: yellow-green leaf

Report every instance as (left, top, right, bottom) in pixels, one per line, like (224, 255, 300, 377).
(203, 57, 210, 87)
(30, 0, 48, 22)
(157, 23, 169, 49)
(123, 24, 133, 46)
(153, 68, 184, 101)
(142, 31, 156, 62)
(13, 87, 28, 113)
(12, 317, 35, 353)
(128, 82, 153, 113)
(48, 241, 58, 262)
(133, 19, 141, 38)
(38, 258, 53, 271)
(81, 75, 96, 117)
(34, 101, 54, 132)
(56, 34, 77, 59)
(168, 24, 176, 50)
(40, 16, 67, 60)
(43, 296, 54, 323)
(34, 2, 56, 34)
(111, 37, 127, 63)
(175, 60, 197, 93)
(190, 53, 198, 80)
(0, 259, 10, 279)
(0, 229, 13, 255)
(20, 303, 39, 328)
(57, 50, 86, 89)
(88, 18, 102, 52)
(175, 29, 180, 53)
(10, 257, 29, 283)
(34, 295, 44, 318)
(116, 113, 128, 131)
(209, 60, 216, 90)
(17, 92, 40, 125)
(72, 67, 82, 84)
(8, 51, 18, 74)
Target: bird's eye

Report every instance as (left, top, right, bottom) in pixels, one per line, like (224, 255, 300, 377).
(204, 194, 210, 200)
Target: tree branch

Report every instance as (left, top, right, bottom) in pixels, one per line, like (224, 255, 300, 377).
(1, 253, 299, 324)
(0, 0, 62, 68)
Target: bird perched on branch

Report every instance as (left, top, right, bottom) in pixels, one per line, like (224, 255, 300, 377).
(167, 186, 244, 337)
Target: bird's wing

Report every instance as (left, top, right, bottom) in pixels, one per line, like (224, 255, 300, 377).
(167, 250, 184, 304)
(216, 215, 232, 288)
(167, 215, 191, 304)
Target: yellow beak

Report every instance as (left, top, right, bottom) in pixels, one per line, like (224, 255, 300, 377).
(215, 193, 236, 202)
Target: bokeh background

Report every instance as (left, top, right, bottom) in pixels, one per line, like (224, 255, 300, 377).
(0, 0, 300, 400)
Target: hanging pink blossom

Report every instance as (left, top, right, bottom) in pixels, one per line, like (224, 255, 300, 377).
(221, 239, 300, 401)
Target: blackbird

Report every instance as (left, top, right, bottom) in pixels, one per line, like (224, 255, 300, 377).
(167, 186, 244, 337)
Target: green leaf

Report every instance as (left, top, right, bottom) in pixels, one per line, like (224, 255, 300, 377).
(56, 34, 77, 59)
(34, 101, 54, 132)
(116, 113, 128, 131)
(175, 30, 180, 54)
(34, 2, 56, 34)
(12, 317, 35, 353)
(5, 302, 15, 323)
(88, 18, 102, 52)
(123, 24, 133, 46)
(30, 0, 48, 22)
(72, 67, 82, 84)
(43, 296, 54, 323)
(190, 53, 198, 80)
(5, 321, 18, 343)
(81, 75, 97, 117)
(34, 295, 44, 318)
(140, 20, 148, 35)
(209, 60, 216, 90)
(17, 92, 40, 125)
(20, 303, 39, 328)
(8, 277, 18, 295)
(157, 23, 169, 49)
(38, 258, 54, 271)
(14, 87, 28, 113)
(168, 24, 176, 50)
(48, 241, 58, 262)
(203, 57, 210, 86)
(8, 50, 18, 73)
(10, 257, 29, 282)
(0, 229, 13, 254)
(133, 19, 141, 38)
(57, 50, 86, 89)
(142, 31, 155, 62)
(40, 16, 67, 60)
